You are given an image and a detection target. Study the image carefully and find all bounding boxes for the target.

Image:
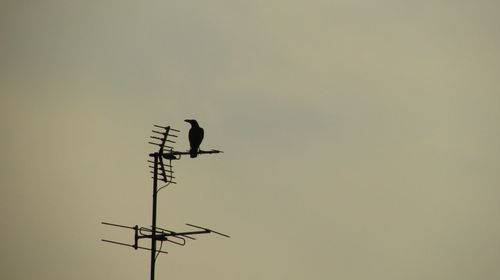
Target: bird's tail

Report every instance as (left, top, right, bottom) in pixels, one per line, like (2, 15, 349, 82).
(190, 149, 198, 158)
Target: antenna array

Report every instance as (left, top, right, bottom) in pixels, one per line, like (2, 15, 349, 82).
(148, 125, 179, 184)
(102, 124, 226, 280)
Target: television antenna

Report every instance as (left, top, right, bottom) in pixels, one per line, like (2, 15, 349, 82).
(102, 124, 227, 280)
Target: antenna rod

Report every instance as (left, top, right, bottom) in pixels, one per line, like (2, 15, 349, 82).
(151, 154, 158, 280)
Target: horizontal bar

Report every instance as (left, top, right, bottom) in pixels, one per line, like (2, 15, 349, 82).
(160, 180, 177, 184)
(186, 223, 230, 238)
(152, 130, 165, 134)
(159, 149, 223, 156)
(152, 178, 176, 183)
(139, 227, 153, 232)
(153, 125, 179, 132)
(158, 178, 176, 182)
(143, 226, 196, 240)
(143, 245, 167, 253)
(148, 163, 173, 168)
(203, 149, 224, 153)
(149, 166, 173, 172)
(185, 223, 208, 231)
(140, 227, 199, 241)
(148, 160, 174, 165)
(157, 227, 196, 240)
(155, 227, 174, 234)
(208, 229, 231, 238)
(152, 168, 174, 172)
(152, 128, 180, 134)
(162, 154, 179, 160)
(157, 173, 175, 177)
(149, 144, 174, 151)
(148, 142, 162, 146)
(102, 239, 136, 248)
(162, 230, 210, 237)
(151, 171, 175, 176)
(165, 139, 176, 143)
(153, 125, 168, 129)
(102, 222, 135, 230)
(101, 239, 168, 254)
(150, 136, 163, 140)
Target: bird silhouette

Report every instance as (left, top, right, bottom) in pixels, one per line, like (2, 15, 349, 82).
(185, 119, 204, 158)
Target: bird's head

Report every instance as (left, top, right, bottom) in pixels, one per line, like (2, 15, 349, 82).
(184, 119, 199, 127)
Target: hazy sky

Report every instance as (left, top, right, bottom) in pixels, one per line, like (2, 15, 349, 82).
(1, 1, 500, 279)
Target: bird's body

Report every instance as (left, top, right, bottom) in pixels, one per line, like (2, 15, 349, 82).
(185, 119, 204, 158)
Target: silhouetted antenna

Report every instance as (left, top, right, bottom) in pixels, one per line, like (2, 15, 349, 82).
(148, 125, 178, 184)
(101, 122, 227, 280)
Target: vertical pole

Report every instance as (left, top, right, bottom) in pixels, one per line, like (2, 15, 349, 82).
(151, 153, 158, 280)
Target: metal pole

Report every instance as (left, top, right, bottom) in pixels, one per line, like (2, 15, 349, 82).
(151, 153, 158, 280)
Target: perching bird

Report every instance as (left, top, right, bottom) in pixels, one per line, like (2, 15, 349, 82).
(185, 119, 204, 158)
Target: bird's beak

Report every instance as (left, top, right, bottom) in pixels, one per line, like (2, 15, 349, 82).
(184, 119, 190, 123)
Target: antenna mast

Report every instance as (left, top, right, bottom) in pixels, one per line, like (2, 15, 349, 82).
(102, 123, 227, 280)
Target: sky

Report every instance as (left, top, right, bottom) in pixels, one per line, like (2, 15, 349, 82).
(1, 1, 500, 279)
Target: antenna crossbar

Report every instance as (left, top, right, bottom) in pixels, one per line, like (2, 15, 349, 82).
(101, 239, 168, 254)
(150, 149, 223, 158)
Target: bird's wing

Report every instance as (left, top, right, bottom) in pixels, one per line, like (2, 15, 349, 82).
(189, 127, 204, 149)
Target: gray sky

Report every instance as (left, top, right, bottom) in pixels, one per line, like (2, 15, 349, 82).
(1, 1, 500, 279)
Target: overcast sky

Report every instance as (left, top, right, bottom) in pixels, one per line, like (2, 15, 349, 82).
(1, 1, 500, 279)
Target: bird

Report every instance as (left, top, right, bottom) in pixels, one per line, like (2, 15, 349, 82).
(185, 119, 204, 158)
